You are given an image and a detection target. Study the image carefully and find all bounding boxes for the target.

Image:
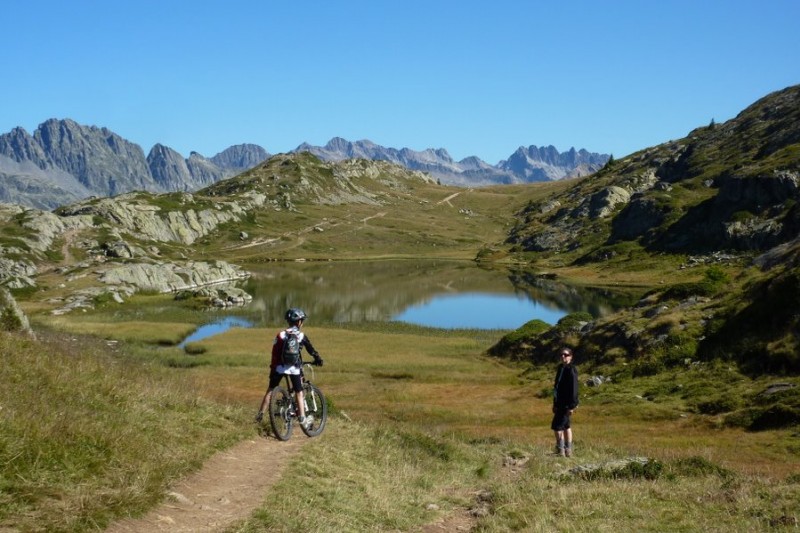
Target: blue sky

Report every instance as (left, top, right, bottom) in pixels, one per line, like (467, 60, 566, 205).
(2, 1, 799, 164)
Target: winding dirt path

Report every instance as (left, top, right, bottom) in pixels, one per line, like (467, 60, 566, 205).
(106, 436, 306, 533)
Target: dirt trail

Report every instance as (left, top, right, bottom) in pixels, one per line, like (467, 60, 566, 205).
(106, 436, 306, 533)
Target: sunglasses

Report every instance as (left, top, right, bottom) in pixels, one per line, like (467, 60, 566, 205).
(560, 352, 572, 357)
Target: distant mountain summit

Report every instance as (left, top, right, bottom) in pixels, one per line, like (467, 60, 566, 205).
(292, 137, 609, 185)
(0, 120, 271, 209)
(0, 118, 606, 209)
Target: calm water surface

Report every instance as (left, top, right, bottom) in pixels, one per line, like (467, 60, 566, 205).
(179, 260, 634, 343)
(395, 292, 567, 329)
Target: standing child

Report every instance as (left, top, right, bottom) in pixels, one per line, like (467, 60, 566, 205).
(551, 347, 579, 457)
(256, 308, 323, 429)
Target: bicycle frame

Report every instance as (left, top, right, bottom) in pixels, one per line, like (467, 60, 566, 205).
(268, 363, 327, 441)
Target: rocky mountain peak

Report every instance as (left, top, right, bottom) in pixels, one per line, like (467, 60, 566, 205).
(293, 139, 607, 186)
(0, 127, 51, 168)
(210, 144, 269, 170)
(0, 120, 272, 209)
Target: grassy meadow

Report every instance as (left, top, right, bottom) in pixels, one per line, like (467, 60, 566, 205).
(3, 157, 798, 530)
(10, 305, 797, 531)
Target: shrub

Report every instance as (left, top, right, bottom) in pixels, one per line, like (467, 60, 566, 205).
(575, 459, 664, 481)
(488, 319, 550, 359)
(504, 319, 551, 343)
(669, 456, 732, 479)
(661, 266, 730, 301)
(749, 404, 800, 431)
(0, 307, 23, 331)
(631, 356, 665, 377)
(184, 343, 207, 355)
(693, 392, 743, 415)
(554, 312, 594, 333)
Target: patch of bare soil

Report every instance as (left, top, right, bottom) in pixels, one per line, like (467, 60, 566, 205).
(105, 436, 306, 533)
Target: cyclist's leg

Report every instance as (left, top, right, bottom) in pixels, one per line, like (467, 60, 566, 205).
(258, 369, 282, 417)
(289, 374, 305, 419)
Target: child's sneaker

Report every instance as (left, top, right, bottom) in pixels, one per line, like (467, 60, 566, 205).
(565, 444, 573, 457)
(300, 415, 313, 429)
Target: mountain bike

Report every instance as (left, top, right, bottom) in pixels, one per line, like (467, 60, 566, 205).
(268, 363, 327, 441)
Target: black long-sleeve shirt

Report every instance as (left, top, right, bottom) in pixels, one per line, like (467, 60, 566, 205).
(553, 363, 579, 410)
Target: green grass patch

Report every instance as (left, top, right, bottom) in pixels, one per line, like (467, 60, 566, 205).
(0, 331, 251, 531)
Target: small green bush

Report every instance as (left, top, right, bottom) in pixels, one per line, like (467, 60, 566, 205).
(693, 392, 743, 415)
(669, 456, 733, 479)
(183, 343, 207, 355)
(0, 307, 23, 331)
(555, 312, 594, 333)
(631, 356, 665, 377)
(575, 459, 664, 481)
(503, 319, 550, 344)
(749, 404, 800, 431)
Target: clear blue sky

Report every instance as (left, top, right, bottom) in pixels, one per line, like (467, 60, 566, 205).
(2, 0, 798, 164)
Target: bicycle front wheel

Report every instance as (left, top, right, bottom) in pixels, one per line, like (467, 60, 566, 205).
(300, 382, 327, 437)
(268, 386, 294, 441)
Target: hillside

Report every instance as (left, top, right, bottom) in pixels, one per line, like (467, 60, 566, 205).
(507, 84, 800, 258)
(491, 85, 800, 427)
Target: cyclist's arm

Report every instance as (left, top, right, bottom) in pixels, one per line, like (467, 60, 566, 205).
(302, 336, 323, 365)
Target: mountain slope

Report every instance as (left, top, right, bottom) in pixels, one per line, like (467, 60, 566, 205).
(507, 84, 800, 258)
(498, 84, 800, 376)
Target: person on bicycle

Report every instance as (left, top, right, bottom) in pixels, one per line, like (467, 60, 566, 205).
(256, 308, 323, 428)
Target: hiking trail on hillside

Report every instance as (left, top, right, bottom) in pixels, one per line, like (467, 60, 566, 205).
(106, 436, 305, 533)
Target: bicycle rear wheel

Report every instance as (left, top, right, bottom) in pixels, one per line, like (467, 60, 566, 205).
(300, 382, 327, 437)
(268, 386, 294, 441)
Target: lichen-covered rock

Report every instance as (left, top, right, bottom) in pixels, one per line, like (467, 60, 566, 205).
(98, 260, 249, 293)
(58, 191, 267, 245)
(0, 258, 38, 288)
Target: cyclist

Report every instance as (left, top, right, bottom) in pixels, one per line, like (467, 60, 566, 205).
(256, 308, 323, 429)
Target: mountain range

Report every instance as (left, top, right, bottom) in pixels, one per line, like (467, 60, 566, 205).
(0, 118, 608, 209)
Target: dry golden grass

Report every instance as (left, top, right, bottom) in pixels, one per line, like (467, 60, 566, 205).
(187, 324, 799, 481)
(40, 316, 197, 345)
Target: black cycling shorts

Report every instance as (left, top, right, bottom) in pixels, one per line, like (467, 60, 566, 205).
(269, 369, 303, 392)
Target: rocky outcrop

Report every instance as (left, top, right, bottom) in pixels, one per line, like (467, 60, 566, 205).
(57, 191, 267, 245)
(0, 203, 93, 255)
(48, 260, 253, 315)
(99, 260, 249, 294)
(0, 258, 37, 289)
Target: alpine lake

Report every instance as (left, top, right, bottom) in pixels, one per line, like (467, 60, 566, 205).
(178, 260, 636, 345)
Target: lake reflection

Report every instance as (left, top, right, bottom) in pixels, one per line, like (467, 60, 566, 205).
(235, 260, 634, 329)
(395, 292, 566, 329)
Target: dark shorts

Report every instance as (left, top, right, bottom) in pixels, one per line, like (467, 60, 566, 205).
(551, 407, 572, 431)
(269, 369, 302, 391)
